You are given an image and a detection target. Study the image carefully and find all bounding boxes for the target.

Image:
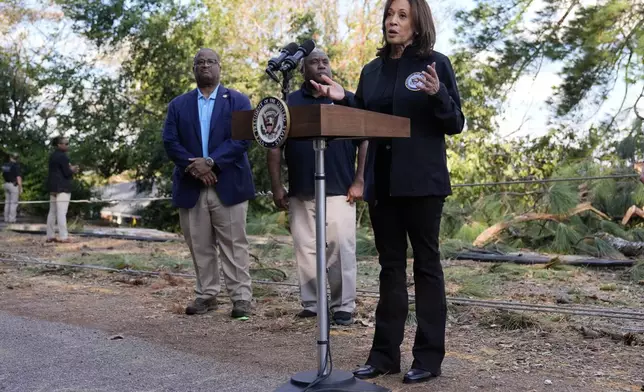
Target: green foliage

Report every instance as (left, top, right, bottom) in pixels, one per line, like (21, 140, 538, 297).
(138, 199, 180, 233)
(3, 0, 644, 265)
(440, 239, 471, 259)
(454, 221, 488, 243)
(629, 260, 644, 282)
(590, 167, 644, 218)
(356, 228, 378, 258)
(481, 310, 542, 330)
(444, 266, 497, 298)
(549, 223, 582, 254)
(453, 0, 643, 123)
(599, 220, 630, 239)
(488, 263, 529, 280)
(582, 237, 624, 259)
(545, 183, 579, 214)
(631, 229, 644, 242)
(245, 212, 290, 236)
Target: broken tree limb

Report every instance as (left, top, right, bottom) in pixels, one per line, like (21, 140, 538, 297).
(597, 232, 644, 257)
(621, 205, 644, 225)
(452, 251, 634, 267)
(473, 202, 610, 247)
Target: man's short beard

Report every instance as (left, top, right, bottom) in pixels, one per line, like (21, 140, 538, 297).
(196, 75, 216, 87)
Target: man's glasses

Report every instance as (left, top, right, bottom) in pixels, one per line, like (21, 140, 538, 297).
(195, 59, 219, 67)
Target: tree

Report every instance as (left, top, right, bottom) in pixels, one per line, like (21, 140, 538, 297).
(452, 0, 643, 131)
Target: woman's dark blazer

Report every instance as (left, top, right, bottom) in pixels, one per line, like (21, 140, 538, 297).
(338, 46, 465, 202)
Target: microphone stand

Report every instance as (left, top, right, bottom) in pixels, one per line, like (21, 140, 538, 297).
(280, 69, 293, 102)
(271, 65, 389, 392)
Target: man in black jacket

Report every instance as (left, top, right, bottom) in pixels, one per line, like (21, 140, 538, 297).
(46, 136, 79, 243)
(2, 153, 22, 223)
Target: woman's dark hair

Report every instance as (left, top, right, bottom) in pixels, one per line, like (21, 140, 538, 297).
(376, 0, 436, 58)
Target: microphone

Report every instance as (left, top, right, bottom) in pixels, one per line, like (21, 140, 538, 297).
(266, 42, 299, 82)
(279, 40, 316, 72)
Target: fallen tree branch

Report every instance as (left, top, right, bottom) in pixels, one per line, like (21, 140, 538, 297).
(452, 251, 634, 267)
(597, 232, 644, 257)
(474, 202, 610, 247)
(621, 205, 644, 225)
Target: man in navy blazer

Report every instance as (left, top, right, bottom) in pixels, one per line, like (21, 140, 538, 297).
(163, 48, 255, 319)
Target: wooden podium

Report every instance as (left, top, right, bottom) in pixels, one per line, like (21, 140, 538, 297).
(233, 104, 410, 392)
(233, 104, 410, 140)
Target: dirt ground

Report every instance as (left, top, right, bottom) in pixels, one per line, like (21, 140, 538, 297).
(1, 230, 643, 392)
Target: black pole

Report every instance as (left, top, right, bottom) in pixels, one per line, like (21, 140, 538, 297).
(281, 69, 292, 102)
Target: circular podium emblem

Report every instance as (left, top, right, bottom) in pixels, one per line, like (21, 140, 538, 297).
(252, 96, 290, 148)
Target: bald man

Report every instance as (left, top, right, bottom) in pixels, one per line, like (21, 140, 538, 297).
(163, 48, 256, 319)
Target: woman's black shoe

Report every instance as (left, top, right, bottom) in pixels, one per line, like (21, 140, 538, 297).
(353, 365, 382, 380)
(402, 368, 440, 384)
(353, 365, 399, 380)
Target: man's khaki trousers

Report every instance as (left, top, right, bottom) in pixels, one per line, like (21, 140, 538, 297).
(289, 195, 357, 314)
(46, 192, 71, 240)
(179, 187, 252, 302)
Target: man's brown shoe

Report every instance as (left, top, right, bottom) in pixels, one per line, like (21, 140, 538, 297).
(185, 297, 218, 315)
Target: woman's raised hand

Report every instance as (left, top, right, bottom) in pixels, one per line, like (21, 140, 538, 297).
(310, 75, 346, 101)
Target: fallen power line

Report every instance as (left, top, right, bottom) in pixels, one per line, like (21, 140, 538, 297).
(1, 253, 643, 321)
(1, 173, 639, 205)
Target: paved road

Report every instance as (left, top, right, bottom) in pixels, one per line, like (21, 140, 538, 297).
(0, 311, 287, 392)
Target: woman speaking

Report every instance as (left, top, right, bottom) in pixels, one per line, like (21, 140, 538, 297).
(310, 0, 465, 385)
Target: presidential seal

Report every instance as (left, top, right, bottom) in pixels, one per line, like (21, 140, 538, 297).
(405, 72, 424, 92)
(252, 96, 290, 148)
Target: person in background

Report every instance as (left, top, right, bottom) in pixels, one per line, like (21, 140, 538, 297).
(310, 0, 465, 384)
(2, 152, 22, 223)
(162, 48, 255, 320)
(46, 137, 79, 243)
(267, 48, 368, 326)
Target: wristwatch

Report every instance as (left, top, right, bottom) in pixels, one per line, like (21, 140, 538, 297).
(205, 157, 214, 167)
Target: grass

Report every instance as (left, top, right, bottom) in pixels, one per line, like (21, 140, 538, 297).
(406, 304, 417, 326)
(250, 267, 287, 282)
(444, 266, 498, 298)
(253, 285, 279, 297)
(356, 228, 378, 258)
(567, 287, 582, 295)
(63, 252, 190, 272)
(154, 256, 192, 271)
(251, 240, 294, 261)
(531, 266, 577, 281)
(67, 217, 86, 232)
(440, 239, 470, 259)
(629, 260, 644, 282)
(246, 212, 290, 236)
(481, 310, 542, 330)
(488, 263, 529, 280)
